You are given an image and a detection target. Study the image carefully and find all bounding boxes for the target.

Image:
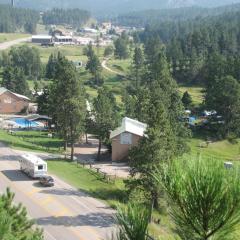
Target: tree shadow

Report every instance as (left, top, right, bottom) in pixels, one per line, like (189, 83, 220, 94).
(36, 212, 115, 228)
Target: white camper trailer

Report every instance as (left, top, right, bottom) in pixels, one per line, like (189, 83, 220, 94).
(20, 154, 47, 178)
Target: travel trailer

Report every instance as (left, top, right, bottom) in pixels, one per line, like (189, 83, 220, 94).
(20, 154, 47, 178)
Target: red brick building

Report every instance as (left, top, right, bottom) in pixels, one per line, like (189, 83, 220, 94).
(0, 87, 30, 114)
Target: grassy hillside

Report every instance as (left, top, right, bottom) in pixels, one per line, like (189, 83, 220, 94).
(0, 33, 30, 43)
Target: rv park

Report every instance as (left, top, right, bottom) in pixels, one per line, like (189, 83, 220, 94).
(1, 2, 240, 240)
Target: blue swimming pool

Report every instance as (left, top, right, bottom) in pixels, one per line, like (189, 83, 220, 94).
(11, 118, 39, 128)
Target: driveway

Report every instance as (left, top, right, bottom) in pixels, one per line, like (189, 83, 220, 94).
(0, 142, 115, 240)
(0, 37, 31, 50)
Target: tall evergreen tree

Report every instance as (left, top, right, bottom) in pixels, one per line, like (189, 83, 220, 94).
(127, 41, 189, 210)
(93, 87, 119, 161)
(51, 55, 86, 160)
(86, 44, 103, 86)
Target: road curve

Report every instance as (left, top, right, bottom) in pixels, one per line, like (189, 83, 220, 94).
(0, 37, 31, 50)
(0, 142, 115, 240)
(101, 58, 125, 76)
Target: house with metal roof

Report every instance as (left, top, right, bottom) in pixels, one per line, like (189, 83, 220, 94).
(0, 87, 30, 114)
(110, 117, 147, 161)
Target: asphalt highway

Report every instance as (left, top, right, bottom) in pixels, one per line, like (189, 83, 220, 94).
(0, 142, 115, 240)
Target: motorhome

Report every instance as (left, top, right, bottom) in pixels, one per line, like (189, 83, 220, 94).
(20, 154, 47, 178)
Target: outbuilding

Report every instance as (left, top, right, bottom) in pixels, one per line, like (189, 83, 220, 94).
(110, 117, 147, 161)
(32, 35, 53, 45)
(0, 87, 30, 114)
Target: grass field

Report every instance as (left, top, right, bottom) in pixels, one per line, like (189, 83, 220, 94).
(179, 85, 204, 106)
(0, 33, 30, 43)
(0, 130, 63, 153)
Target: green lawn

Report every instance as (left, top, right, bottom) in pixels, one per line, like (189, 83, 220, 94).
(179, 86, 204, 106)
(188, 136, 240, 162)
(48, 160, 126, 207)
(0, 130, 64, 153)
(107, 58, 131, 75)
(0, 33, 30, 43)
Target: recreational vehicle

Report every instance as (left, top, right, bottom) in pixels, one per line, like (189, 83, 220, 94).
(20, 154, 47, 178)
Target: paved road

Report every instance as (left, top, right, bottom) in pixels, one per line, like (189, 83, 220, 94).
(0, 142, 115, 240)
(0, 37, 31, 50)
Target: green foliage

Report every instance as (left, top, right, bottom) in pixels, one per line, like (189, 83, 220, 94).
(155, 156, 240, 240)
(113, 203, 151, 240)
(86, 43, 103, 86)
(0, 4, 39, 33)
(93, 87, 119, 160)
(104, 46, 114, 57)
(0, 188, 43, 240)
(181, 91, 193, 109)
(50, 55, 86, 160)
(114, 34, 129, 60)
(2, 66, 30, 96)
(9, 45, 42, 79)
(205, 75, 240, 137)
(42, 8, 90, 27)
(126, 39, 189, 210)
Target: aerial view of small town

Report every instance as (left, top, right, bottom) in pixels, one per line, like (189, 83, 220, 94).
(0, 0, 240, 239)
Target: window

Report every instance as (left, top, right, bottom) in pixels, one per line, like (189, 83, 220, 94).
(120, 133, 132, 145)
(4, 97, 12, 104)
(38, 165, 43, 170)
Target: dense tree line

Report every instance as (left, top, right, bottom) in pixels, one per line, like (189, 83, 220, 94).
(114, 3, 240, 27)
(0, 4, 39, 33)
(137, 10, 240, 86)
(42, 8, 90, 27)
(0, 45, 43, 96)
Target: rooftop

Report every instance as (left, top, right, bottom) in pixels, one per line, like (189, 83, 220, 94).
(110, 117, 147, 139)
(0, 87, 30, 101)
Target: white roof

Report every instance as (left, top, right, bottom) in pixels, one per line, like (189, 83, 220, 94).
(32, 35, 52, 39)
(0, 87, 30, 101)
(13, 92, 30, 101)
(55, 35, 72, 39)
(21, 153, 47, 165)
(110, 117, 147, 139)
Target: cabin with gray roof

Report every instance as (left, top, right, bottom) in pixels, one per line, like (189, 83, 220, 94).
(0, 87, 30, 114)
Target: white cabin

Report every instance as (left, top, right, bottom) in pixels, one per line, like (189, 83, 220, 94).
(20, 154, 47, 178)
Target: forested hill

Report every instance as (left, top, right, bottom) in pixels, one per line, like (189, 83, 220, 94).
(114, 3, 240, 27)
(136, 9, 240, 85)
(42, 8, 91, 27)
(1, 0, 240, 14)
(0, 4, 39, 33)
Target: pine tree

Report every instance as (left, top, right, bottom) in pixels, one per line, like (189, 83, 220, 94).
(93, 87, 119, 161)
(182, 91, 193, 109)
(132, 47, 144, 88)
(51, 55, 86, 160)
(0, 188, 43, 240)
(85, 43, 103, 86)
(127, 43, 189, 210)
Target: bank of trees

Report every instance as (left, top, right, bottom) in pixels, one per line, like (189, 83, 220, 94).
(0, 4, 39, 33)
(0, 45, 43, 96)
(42, 8, 90, 27)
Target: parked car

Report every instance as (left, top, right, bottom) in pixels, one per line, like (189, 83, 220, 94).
(39, 176, 54, 187)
